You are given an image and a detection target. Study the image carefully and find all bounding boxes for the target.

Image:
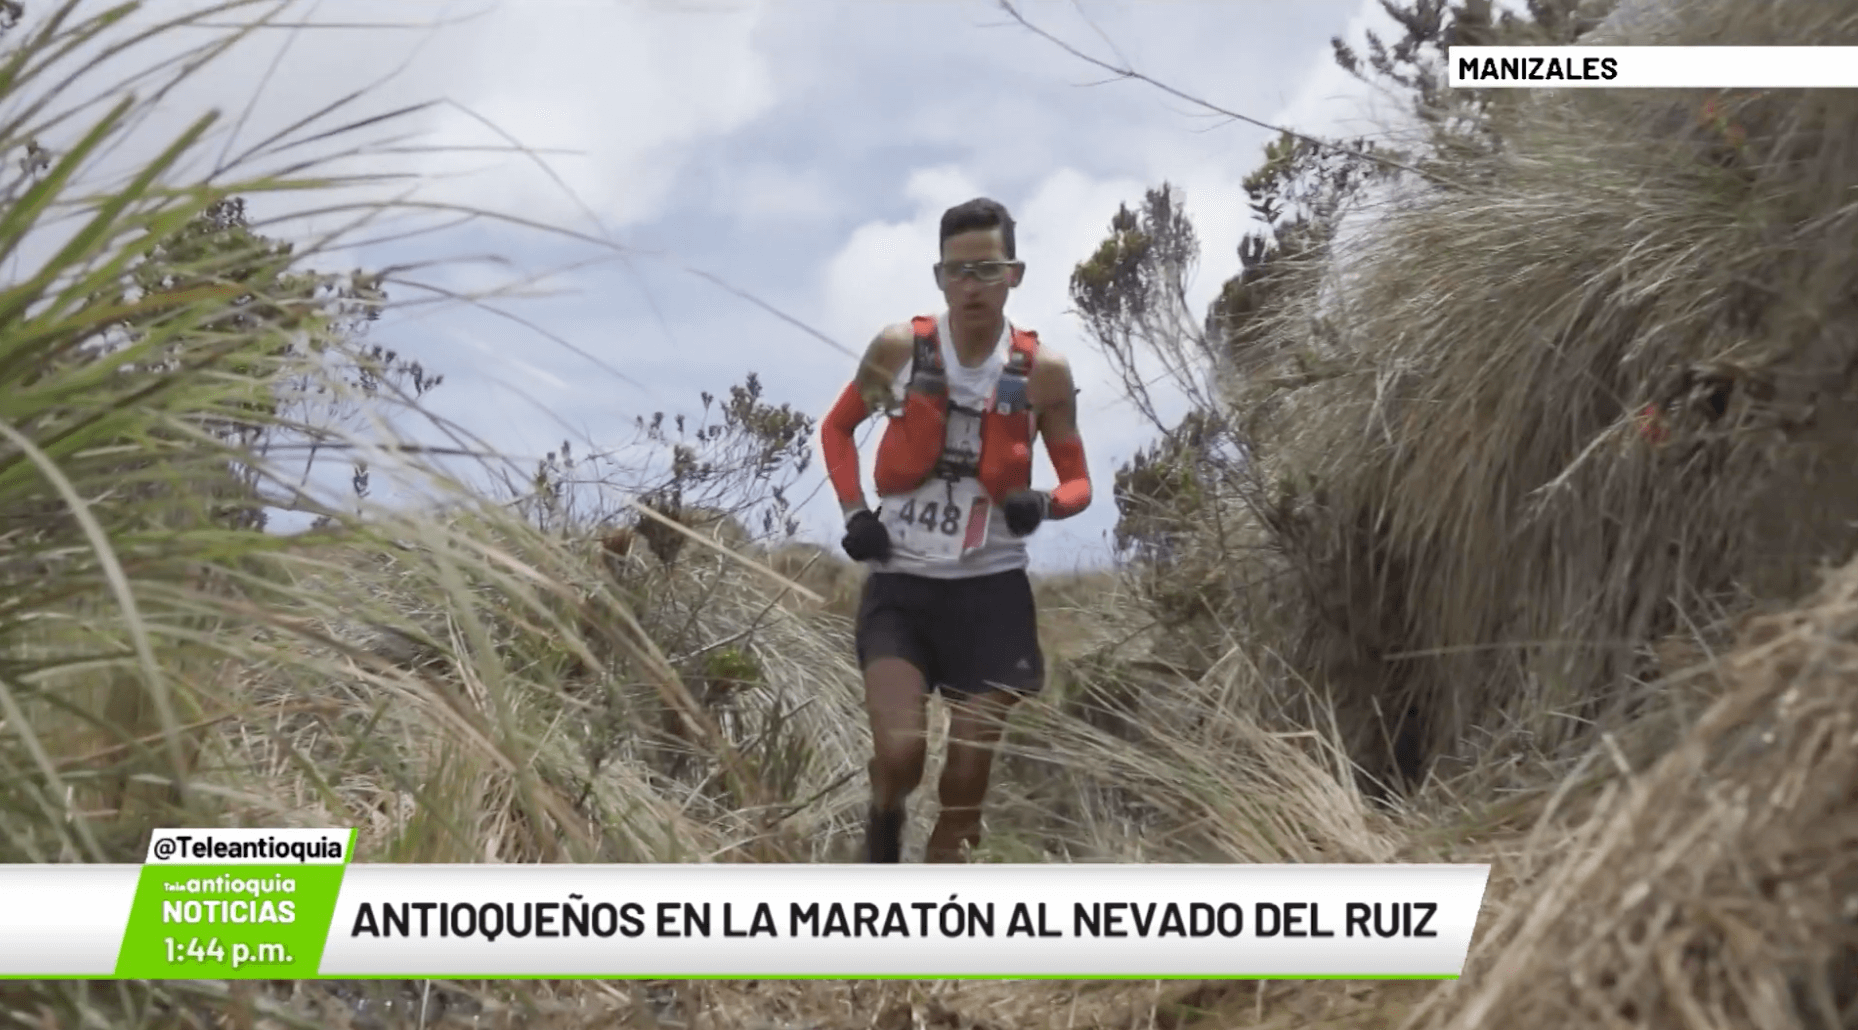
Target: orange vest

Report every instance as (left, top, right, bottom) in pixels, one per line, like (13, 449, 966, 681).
(872, 314, 1039, 503)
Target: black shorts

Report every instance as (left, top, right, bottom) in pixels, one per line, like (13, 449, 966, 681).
(854, 569, 1045, 696)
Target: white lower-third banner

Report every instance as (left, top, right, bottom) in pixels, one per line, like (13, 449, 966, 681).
(0, 838, 1491, 979)
(1449, 46, 1858, 88)
(321, 864, 1487, 978)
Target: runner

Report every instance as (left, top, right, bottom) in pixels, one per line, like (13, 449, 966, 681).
(819, 197, 1093, 863)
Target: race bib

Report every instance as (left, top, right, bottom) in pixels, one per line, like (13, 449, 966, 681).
(881, 482, 991, 562)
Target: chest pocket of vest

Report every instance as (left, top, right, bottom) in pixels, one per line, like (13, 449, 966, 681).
(934, 402, 985, 481)
(992, 370, 1031, 416)
(906, 330, 947, 400)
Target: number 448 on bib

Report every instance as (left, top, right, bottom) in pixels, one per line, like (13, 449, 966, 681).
(883, 491, 991, 561)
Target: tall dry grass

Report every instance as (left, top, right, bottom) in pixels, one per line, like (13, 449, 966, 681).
(0, 0, 877, 1024)
(1198, 0, 1858, 793)
(1414, 551, 1858, 1030)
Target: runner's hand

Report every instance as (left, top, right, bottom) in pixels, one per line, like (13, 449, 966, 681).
(1002, 490, 1049, 537)
(841, 509, 892, 561)
(860, 379, 902, 418)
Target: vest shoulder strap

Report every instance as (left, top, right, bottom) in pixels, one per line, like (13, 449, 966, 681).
(1005, 326, 1039, 377)
(909, 314, 942, 374)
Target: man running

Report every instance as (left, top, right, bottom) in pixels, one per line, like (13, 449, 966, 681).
(819, 197, 1093, 863)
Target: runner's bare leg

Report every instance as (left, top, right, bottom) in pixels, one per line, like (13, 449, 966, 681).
(864, 657, 930, 811)
(925, 689, 1022, 863)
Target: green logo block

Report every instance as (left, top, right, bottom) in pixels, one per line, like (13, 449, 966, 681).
(114, 865, 348, 979)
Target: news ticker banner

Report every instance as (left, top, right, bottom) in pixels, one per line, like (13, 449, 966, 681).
(0, 829, 1491, 979)
(1449, 46, 1858, 88)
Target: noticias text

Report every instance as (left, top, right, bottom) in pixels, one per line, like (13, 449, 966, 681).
(161, 899, 297, 925)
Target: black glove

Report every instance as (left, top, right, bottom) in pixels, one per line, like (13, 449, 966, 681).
(1002, 490, 1049, 537)
(841, 509, 892, 562)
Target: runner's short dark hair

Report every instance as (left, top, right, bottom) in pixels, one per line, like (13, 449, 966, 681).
(940, 197, 1016, 260)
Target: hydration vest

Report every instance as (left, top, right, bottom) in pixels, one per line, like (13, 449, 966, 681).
(872, 314, 1039, 503)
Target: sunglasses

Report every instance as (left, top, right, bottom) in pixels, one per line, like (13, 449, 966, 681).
(934, 260, 1019, 285)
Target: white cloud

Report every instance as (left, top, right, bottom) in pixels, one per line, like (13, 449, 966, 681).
(721, 163, 837, 223)
(30, 0, 778, 237)
(400, 1, 777, 229)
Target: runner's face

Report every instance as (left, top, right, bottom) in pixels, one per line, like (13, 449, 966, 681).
(938, 228, 1019, 331)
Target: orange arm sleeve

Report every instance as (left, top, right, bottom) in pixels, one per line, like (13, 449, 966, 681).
(822, 381, 868, 507)
(1044, 433, 1091, 520)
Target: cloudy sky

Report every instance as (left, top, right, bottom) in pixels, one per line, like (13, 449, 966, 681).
(29, 0, 1415, 572)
